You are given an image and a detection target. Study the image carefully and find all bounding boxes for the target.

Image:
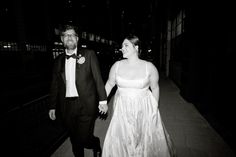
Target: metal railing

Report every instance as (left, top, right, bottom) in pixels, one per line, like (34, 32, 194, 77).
(2, 94, 68, 157)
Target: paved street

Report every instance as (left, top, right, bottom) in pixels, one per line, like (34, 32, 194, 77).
(52, 77, 236, 157)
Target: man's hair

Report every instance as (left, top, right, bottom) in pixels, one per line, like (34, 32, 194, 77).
(60, 24, 79, 36)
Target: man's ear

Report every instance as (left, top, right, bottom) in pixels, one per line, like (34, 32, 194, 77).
(60, 36, 64, 43)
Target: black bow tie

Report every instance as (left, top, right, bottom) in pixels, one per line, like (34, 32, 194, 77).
(66, 54, 78, 59)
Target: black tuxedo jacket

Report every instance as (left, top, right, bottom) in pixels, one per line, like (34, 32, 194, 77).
(49, 48, 107, 117)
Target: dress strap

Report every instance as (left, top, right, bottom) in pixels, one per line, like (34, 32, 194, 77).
(145, 62, 148, 78)
(115, 61, 120, 75)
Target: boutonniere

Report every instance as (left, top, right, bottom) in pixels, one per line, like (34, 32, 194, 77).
(77, 54, 85, 64)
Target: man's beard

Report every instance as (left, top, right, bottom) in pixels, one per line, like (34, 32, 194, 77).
(65, 42, 77, 50)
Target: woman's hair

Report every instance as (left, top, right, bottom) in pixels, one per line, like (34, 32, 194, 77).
(125, 34, 140, 47)
(125, 34, 141, 55)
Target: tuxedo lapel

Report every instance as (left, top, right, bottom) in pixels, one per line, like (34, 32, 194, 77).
(75, 48, 85, 80)
(76, 48, 85, 69)
(60, 54, 66, 85)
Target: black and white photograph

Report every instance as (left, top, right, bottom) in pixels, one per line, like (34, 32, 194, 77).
(1, 0, 235, 157)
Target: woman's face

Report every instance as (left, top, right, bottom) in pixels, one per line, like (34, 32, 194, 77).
(121, 39, 137, 58)
(61, 29, 79, 50)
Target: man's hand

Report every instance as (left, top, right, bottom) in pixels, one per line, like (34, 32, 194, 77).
(49, 109, 56, 120)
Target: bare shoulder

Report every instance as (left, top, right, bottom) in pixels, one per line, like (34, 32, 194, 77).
(113, 60, 122, 67)
(144, 60, 159, 79)
(110, 60, 121, 72)
(144, 60, 158, 70)
(119, 58, 127, 64)
(115, 58, 127, 67)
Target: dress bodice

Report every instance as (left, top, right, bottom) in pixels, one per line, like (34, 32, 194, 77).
(115, 61, 149, 90)
(116, 75, 149, 90)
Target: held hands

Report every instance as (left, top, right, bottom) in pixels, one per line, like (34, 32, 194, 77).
(49, 109, 56, 120)
(98, 103, 108, 114)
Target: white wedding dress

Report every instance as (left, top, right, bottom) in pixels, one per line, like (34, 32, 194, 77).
(102, 61, 176, 157)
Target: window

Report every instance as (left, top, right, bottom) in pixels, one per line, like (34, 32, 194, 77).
(171, 10, 185, 39)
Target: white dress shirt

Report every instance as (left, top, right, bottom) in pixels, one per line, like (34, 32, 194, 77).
(65, 49, 107, 105)
(65, 49, 79, 97)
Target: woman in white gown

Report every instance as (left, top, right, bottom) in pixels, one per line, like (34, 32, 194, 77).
(99, 35, 176, 157)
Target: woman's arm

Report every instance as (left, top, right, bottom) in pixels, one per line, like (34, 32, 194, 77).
(98, 61, 118, 114)
(149, 62, 160, 103)
(105, 61, 118, 97)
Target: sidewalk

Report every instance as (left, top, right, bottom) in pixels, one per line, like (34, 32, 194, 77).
(51, 77, 236, 157)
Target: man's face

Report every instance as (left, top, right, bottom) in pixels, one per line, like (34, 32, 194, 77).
(61, 29, 79, 50)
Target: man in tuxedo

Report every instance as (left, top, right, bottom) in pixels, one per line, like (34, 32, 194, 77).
(49, 24, 107, 157)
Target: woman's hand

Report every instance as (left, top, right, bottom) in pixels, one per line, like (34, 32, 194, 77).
(98, 103, 108, 114)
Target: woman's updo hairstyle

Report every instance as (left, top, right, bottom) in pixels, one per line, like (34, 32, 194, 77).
(125, 34, 141, 56)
